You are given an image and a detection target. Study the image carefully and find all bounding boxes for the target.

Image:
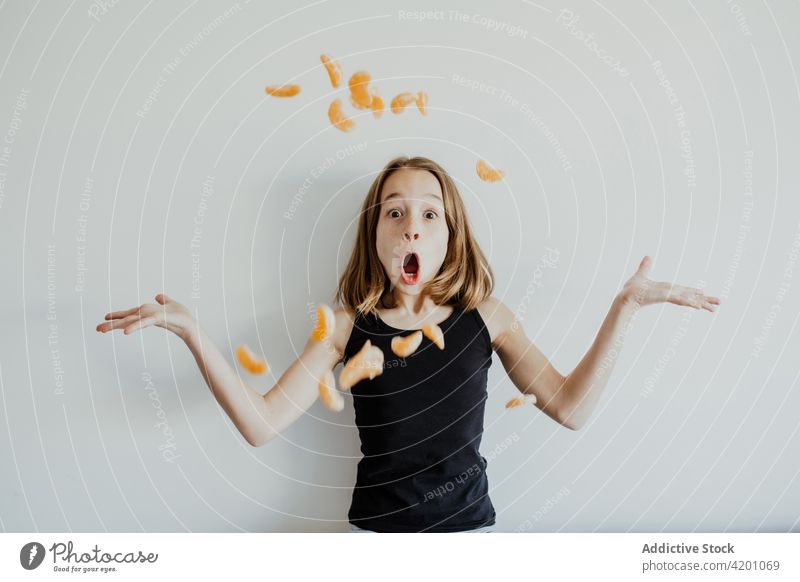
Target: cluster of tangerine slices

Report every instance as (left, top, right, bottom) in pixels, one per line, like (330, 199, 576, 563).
(309, 303, 384, 409)
(310, 303, 449, 408)
(389, 321, 445, 358)
(263, 54, 429, 133)
(327, 57, 429, 132)
(264, 56, 506, 184)
(308, 303, 346, 411)
(238, 302, 531, 413)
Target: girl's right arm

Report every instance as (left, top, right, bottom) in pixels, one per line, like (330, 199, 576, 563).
(185, 325, 344, 446)
(97, 293, 352, 447)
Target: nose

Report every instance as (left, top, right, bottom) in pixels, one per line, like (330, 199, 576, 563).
(402, 215, 420, 240)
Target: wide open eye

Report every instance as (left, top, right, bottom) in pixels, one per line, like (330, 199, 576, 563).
(424, 210, 438, 219)
(388, 209, 401, 218)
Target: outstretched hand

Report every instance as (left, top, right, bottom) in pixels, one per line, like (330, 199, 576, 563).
(620, 256, 720, 312)
(96, 294, 197, 340)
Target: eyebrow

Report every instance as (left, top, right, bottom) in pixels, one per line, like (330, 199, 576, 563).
(382, 192, 443, 204)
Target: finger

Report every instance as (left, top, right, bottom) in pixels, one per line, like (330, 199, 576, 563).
(693, 291, 717, 308)
(155, 293, 171, 305)
(637, 255, 652, 277)
(680, 294, 702, 309)
(104, 306, 141, 320)
(98, 314, 142, 332)
(688, 287, 708, 302)
(124, 317, 156, 335)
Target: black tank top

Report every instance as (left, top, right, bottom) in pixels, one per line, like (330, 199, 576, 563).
(342, 304, 496, 532)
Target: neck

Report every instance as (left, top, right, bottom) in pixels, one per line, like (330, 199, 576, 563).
(385, 288, 439, 317)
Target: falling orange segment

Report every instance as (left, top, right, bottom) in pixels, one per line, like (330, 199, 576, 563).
(319, 369, 345, 412)
(311, 303, 336, 342)
(391, 330, 423, 358)
(328, 98, 355, 132)
(236, 344, 268, 375)
(320, 54, 342, 88)
(390, 92, 416, 114)
(265, 84, 301, 97)
(505, 394, 538, 409)
(370, 91, 384, 119)
(416, 91, 428, 115)
(476, 159, 505, 182)
(421, 323, 444, 350)
(349, 71, 373, 109)
(339, 339, 384, 390)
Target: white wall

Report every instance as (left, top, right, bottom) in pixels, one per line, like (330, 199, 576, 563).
(0, 0, 798, 532)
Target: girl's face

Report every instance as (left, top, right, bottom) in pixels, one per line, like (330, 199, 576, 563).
(375, 168, 448, 294)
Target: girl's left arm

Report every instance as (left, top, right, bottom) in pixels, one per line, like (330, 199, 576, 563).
(489, 256, 720, 430)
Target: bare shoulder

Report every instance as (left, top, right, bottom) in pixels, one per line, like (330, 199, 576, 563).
(331, 306, 356, 362)
(475, 295, 516, 351)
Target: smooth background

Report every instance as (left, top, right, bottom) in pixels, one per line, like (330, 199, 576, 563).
(0, 0, 798, 532)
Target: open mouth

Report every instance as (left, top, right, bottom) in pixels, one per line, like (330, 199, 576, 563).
(400, 252, 420, 285)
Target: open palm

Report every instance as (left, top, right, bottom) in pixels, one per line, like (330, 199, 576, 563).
(96, 294, 196, 340)
(621, 256, 720, 312)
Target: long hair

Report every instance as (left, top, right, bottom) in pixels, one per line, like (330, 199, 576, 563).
(334, 155, 494, 317)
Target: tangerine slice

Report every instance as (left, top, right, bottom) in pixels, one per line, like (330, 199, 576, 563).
(236, 344, 268, 375)
(416, 91, 428, 115)
(391, 330, 423, 358)
(476, 159, 505, 182)
(310, 303, 336, 342)
(319, 369, 345, 412)
(320, 54, 342, 88)
(370, 90, 384, 119)
(421, 323, 444, 350)
(505, 394, 538, 409)
(390, 92, 416, 114)
(328, 98, 355, 132)
(349, 71, 373, 110)
(265, 84, 301, 97)
(339, 339, 384, 390)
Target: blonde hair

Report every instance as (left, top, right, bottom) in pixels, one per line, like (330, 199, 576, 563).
(334, 155, 494, 317)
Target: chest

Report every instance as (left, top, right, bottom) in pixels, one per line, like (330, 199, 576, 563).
(348, 323, 490, 413)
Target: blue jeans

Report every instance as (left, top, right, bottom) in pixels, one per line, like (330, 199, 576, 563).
(349, 523, 496, 533)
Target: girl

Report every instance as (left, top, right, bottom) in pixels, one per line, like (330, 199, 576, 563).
(96, 155, 720, 533)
